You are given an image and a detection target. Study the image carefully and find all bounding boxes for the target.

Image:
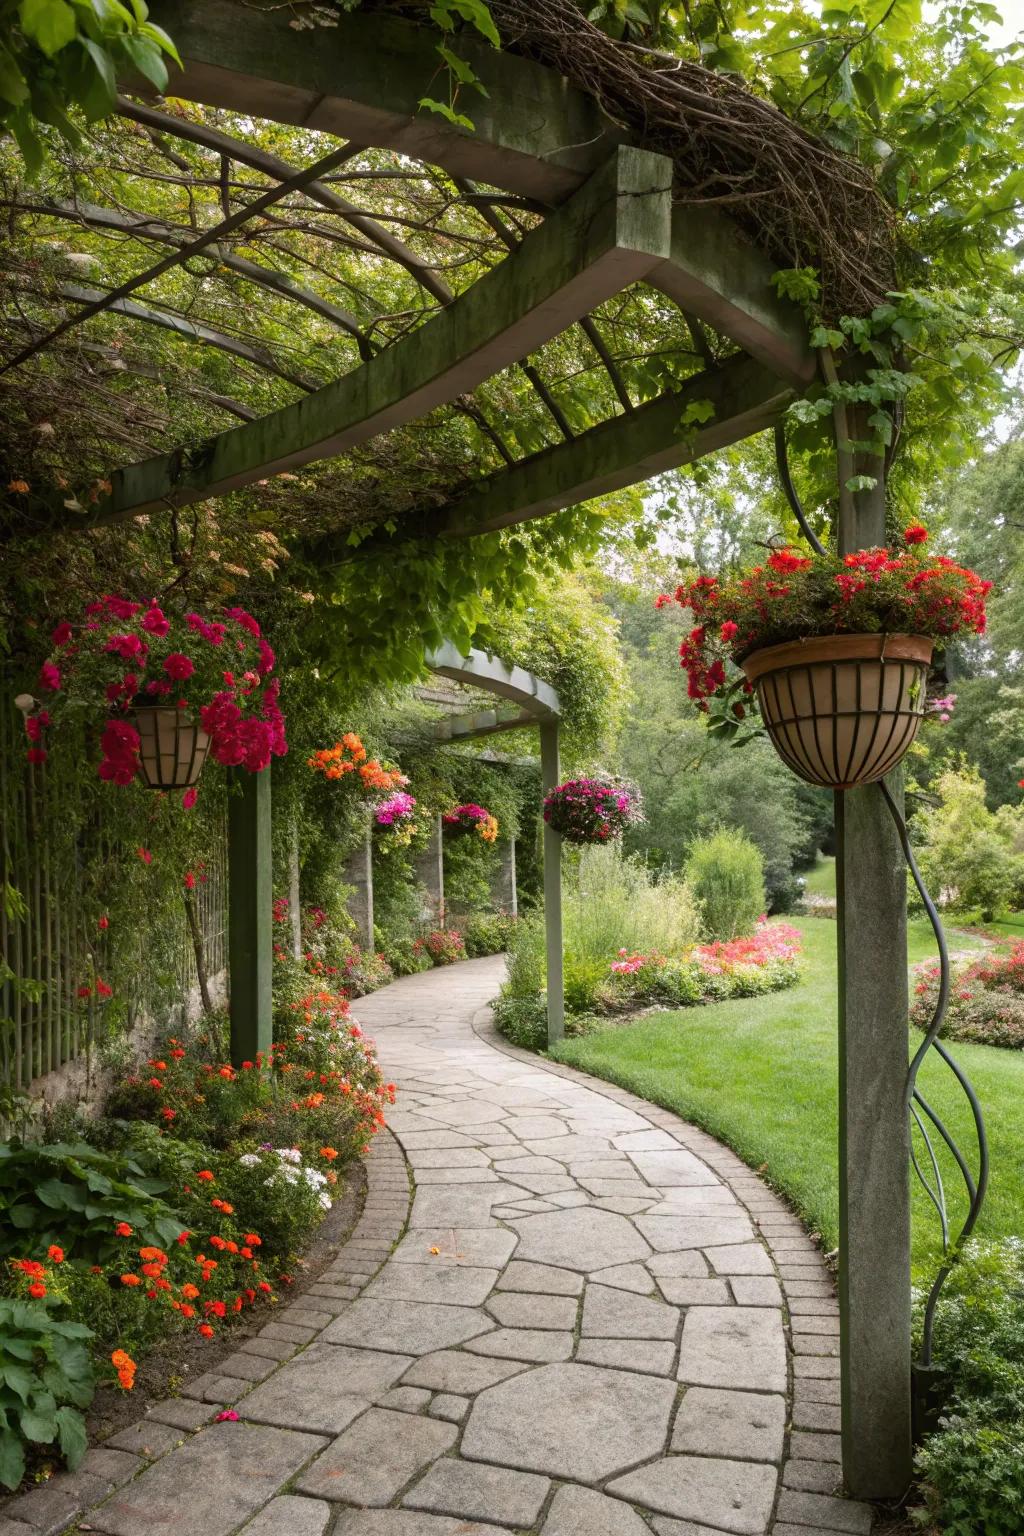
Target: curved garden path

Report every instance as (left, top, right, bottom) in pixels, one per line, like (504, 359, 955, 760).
(5, 957, 874, 1536)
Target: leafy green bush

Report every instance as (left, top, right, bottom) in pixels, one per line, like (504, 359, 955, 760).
(463, 911, 518, 958)
(0, 1300, 95, 1490)
(0, 1141, 183, 1263)
(915, 1238, 1024, 1536)
(566, 846, 702, 961)
(491, 995, 598, 1053)
(685, 828, 766, 941)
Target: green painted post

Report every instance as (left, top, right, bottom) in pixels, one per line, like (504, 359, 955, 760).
(835, 415, 913, 1498)
(228, 767, 272, 1066)
(539, 720, 564, 1045)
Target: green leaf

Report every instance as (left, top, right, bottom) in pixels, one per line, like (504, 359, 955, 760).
(55, 1405, 88, 1468)
(0, 42, 30, 106)
(0, 1366, 35, 1403)
(78, 36, 118, 119)
(19, 0, 77, 57)
(18, 1408, 57, 1445)
(139, 21, 182, 67)
(418, 96, 474, 131)
(121, 33, 168, 90)
(0, 1429, 25, 1492)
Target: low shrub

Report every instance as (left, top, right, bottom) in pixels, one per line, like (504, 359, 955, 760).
(414, 928, 467, 966)
(915, 1238, 1024, 1536)
(0, 1298, 94, 1489)
(491, 995, 599, 1053)
(912, 939, 1024, 1049)
(462, 911, 518, 958)
(685, 827, 766, 941)
(608, 921, 802, 1009)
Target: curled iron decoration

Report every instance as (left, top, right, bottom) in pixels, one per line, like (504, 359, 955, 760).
(878, 779, 990, 1366)
(774, 423, 827, 558)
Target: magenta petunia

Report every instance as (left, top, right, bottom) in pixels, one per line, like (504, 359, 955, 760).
(163, 652, 195, 682)
(39, 660, 61, 691)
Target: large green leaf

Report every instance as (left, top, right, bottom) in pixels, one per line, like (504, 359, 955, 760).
(19, 0, 77, 58)
(18, 1407, 57, 1445)
(0, 1429, 25, 1492)
(55, 1406, 87, 1468)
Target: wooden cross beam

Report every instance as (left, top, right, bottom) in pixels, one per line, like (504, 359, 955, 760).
(74, 146, 676, 526)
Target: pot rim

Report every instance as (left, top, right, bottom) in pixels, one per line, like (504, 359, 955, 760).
(741, 631, 933, 685)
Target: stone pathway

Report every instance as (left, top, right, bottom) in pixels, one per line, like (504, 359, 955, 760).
(1, 957, 874, 1536)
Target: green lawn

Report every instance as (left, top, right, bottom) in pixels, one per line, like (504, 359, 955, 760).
(551, 917, 1023, 1277)
(802, 855, 836, 897)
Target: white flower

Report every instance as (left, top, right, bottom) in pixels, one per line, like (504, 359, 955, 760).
(238, 1152, 261, 1167)
(276, 1147, 302, 1164)
(318, 1193, 332, 1210)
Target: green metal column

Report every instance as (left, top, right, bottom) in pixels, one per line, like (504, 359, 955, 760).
(539, 720, 564, 1045)
(835, 417, 913, 1498)
(228, 767, 273, 1066)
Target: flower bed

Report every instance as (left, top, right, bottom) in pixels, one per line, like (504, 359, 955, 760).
(912, 941, 1024, 1049)
(494, 919, 802, 1051)
(414, 928, 467, 966)
(0, 951, 393, 1490)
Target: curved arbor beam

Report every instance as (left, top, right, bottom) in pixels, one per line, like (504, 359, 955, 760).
(9, 196, 373, 357)
(75, 146, 674, 525)
(22, 282, 321, 391)
(317, 352, 789, 562)
(145, 0, 813, 385)
(117, 96, 453, 305)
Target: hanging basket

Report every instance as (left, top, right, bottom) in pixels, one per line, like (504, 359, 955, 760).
(129, 704, 210, 790)
(741, 633, 933, 790)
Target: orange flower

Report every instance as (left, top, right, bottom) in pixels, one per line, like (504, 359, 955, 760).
(197, 1169, 214, 1182)
(46, 1245, 64, 1263)
(198, 1323, 215, 1338)
(181, 1283, 200, 1300)
(243, 1233, 261, 1247)
(139, 1247, 168, 1264)
(120, 1273, 141, 1287)
(115, 1222, 133, 1237)
(28, 1282, 46, 1299)
(319, 1146, 338, 1162)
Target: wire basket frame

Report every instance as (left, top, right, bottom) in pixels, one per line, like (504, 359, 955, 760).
(742, 634, 933, 790)
(130, 704, 210, 790)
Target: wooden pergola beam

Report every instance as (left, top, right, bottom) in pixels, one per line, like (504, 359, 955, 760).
(144, 0, 814, 385)
(435, 353, 789, 538)
(76, 146, 674, 525)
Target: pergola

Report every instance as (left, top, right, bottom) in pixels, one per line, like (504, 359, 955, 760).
(0, 0, 934, 1500)
(426, 642, 564, 1042)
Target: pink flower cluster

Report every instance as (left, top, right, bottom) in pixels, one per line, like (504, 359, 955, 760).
(543, 776, 641, 845)
(694, 918, 802, 977)
(200, 677, 286, 772)
(375, 791, 416, 826)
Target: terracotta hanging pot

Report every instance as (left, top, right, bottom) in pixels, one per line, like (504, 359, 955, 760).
(741, 633, 933, 790)
(130, 703, 210, 790)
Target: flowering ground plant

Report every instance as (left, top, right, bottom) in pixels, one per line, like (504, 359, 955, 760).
(608, 920, 803, 1008)
(414, 928, 467, 966)
(661, 528, 990, 727)
(543, 775, 643, 845)
(912, 941, 1024, 1050)
(25, 595, 285, 789)
(443, 803, 499, 842)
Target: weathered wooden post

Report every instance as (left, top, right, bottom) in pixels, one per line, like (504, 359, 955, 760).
(834, 413, 913, 1497)
(288, 817, 302, 962)
(344, 820, 375, 949)
(539, 720, 564, 1044)
(415, 811, 445, 926)
(227, 767, 272, 1066)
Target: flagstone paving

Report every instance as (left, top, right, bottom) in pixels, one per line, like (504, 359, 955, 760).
(4, 956, 874, 1536)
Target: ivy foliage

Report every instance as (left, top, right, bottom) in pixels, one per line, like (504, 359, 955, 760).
(0, 0, 180, 174)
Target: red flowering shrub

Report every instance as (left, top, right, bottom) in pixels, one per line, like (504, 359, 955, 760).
(24, 595, 285, 785)
(912, 941, 1024, 1049)
(413, 928, 467, 966)
(661, 530, 990, 709)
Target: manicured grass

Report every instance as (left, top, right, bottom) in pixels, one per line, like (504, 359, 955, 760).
(551, 918, 1023, 1277)
(802, 855, 836, 897)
